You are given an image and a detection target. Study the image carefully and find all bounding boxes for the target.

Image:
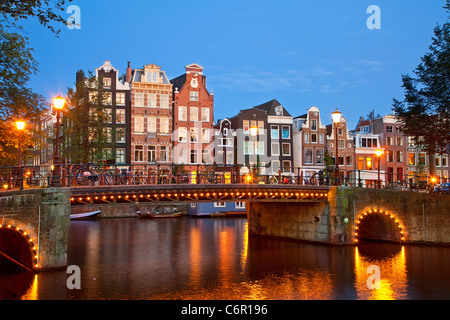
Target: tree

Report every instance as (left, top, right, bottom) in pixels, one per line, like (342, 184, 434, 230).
(63, 70, 110, 164)
(0, 0, 72, 166)
(393, 1, 450, 176)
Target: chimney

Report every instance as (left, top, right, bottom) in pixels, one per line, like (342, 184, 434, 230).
(126, 60, 132, 83)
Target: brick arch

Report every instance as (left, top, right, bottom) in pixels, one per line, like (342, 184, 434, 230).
(354, 208, 406, 244)
(0, 222, 38, 271)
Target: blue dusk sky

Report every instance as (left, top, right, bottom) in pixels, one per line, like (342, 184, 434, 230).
(22, 0, 448, 130)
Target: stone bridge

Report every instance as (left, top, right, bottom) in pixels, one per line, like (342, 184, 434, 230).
(0, 185, 449, 272)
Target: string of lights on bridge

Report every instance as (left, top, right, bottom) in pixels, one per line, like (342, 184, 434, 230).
(70, 190, 330, 205)
(0, 223, 38, 270)
(354, 208, 405, 243)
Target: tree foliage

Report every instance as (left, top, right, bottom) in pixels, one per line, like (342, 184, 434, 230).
(393, 1, 450, 173)
(0, 0, 72, 166)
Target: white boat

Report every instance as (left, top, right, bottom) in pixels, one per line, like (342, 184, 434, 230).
(70, 210, 101, 220)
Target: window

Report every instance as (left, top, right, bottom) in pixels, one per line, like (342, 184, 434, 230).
(147, 71, 158, 83)
(257, 141, 264, 155)
(243, 141, 253, 155)
(358, 157, 364, 170)
(202, 149, 211, 164)
(282, 143, 290, 156)
(243, 120, 249, 134)
(436, 155, 441, 167)
(387, 150, 394, 162)
(160, 146, 169, 162)
(102, 148, 112, 160)
(304, 134, 309, 143)
(419, 152, 426, 165)
(346, 155, 352, 166)
(396, 137, 403, 146)
(190, 149, 198, 164)
(135, 93, 144, 106)
(190, 107, 198, 122)
(116, 92, 125, 105)
(103, 78, 111, 88)
(148, 115, 157, 134)
(135, 145, 144, 162)
(319, 134, 324, 144)
(178, 127, 188, 142)
(190, 91, 199, 101)
(201, 108, 210, 122)
(282, 161, 291, 173)
(160, 116, 169, 134)
(89, 108, 98, 121)
(104, 92, 112, 105)
(226, 152, 233, 165)
(275, 106, 283, 116)
(311, 134, 317, 143)
(272, 160, 280, 173)
(386, 137, 394, 146)
(386, 126, 393, 132)
(134, 114, 144, 133)
(160, 94, 169, 108)
(409, 153, 415, 166)
(104, 108, 112, 123)
(305, 149, 313, 164)
(202, 128, 210, 143)
(116, 109, 125, 124)
(316, 149, 324, 165)
(148, 146, 156, 163)
(190, 127, 198, 143)
(396, 151, 403, 163)
(271, 126, 279, 139)
(282, 126, 290, 139)
(443, 155, 448, 167)
(311, 119, 317, 131)
(338, 140, 345, 149)
(219, 138, 232, 146)
(366, 157, 373, 170)
(258, 121, 264, 134)
(217, 151, 224, 165)
(116, 127, 125, 143)
(214, 202, 226, 208)
(148, 93, 157, 107)
(338, 128, 343, 136)
(271, 142, 280, 156)
(89, 91, 97, 103)
(116, 148, 125, 164)
(175, 107, 186, 123)
(235, 202, 246, 209)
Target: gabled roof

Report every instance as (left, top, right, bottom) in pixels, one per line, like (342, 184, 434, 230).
(170, 74, 186, 91)
(254, 99, 292, 117)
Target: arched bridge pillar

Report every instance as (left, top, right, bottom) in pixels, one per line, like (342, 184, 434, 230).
(0, 188, 71, 271)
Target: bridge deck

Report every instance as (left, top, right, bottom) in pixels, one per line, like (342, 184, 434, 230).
(69, 184, 332, 205)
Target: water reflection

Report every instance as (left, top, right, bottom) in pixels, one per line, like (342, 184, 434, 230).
(0, 217, 449, 300)
(354, 242, 408, 300)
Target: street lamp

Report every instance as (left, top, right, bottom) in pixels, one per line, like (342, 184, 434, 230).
(51, 95, 66, 187)
(375, 149, 383, 188)
(15, 120, 26, 190)
(331, 109, 342, 185)
(250, 126, 258, 183)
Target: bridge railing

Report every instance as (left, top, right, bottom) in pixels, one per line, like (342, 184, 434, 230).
(0, 163, 444, 192)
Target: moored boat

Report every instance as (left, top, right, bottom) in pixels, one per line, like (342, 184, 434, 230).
(138, 211, 182, 219)
(70, 210, 101, 220)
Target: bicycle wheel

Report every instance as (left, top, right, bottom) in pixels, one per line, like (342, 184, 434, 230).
(103, 170, 114, 185)
(76, 168, 91, 186)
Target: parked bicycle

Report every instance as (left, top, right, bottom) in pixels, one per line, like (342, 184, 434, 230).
(75, 164, 114, 186)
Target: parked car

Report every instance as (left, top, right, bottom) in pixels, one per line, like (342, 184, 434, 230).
(433, 182, 450, 194)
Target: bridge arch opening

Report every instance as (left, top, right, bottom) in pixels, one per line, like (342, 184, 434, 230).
(354, 209, 405, 244)
(0, 224, 38, 272)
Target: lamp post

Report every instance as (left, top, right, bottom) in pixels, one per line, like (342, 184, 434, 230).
(331, 109, 342, 185)
(249, 126, 258, 183)
(15, 120, 26, 190)
(375, 149, 383, 188)
(51, 95, 66, 187)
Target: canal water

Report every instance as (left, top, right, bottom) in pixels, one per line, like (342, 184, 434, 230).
(1, 216, 449, 300)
